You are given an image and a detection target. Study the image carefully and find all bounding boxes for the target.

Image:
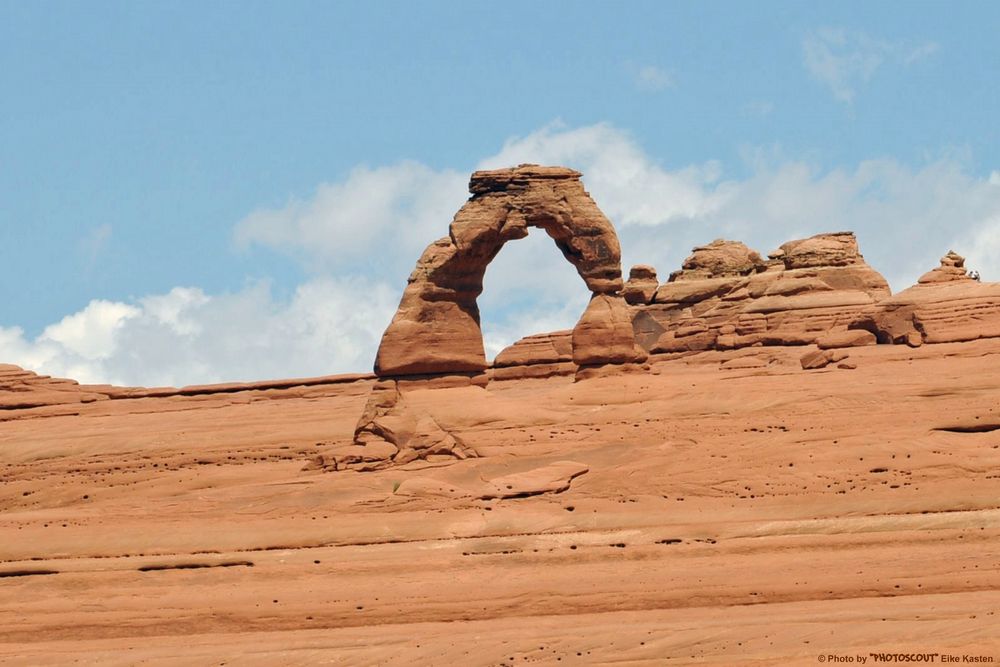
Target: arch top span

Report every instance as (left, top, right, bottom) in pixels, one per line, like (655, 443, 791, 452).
(374, 164, 634, 377)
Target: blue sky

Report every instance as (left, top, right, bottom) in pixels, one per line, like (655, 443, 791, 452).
(2, 1, 999, 385)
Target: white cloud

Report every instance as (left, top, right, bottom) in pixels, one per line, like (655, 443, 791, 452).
(7, 122, 998, 387)
(802, 28, 938, 104)
(633, 65, 674, 92)
(0, 279, 398, 386)
(479, 122, 729, 227)
(234, 161, 467, 285)
(40, 300, 139, 360)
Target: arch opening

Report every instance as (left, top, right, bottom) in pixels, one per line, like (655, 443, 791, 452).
(479, 227, 591, 362)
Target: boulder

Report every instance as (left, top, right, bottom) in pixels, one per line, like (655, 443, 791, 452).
(669, 239, 766, 281)
(776, 231, 866, 269)
(800, 348, 851, 370)
(623, 265, 659, 305)
(816, 329, 877, 349)
(636, 232, 891, 355)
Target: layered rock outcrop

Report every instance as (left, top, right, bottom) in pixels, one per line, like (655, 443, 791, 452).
(0, 365, 111, 409)
(637, 232, 891, 354)
(494, 231, 892, 372)
(851, 252, 1000, 346)
(492, 330, 574, 381)
(917, 250, 974, 284)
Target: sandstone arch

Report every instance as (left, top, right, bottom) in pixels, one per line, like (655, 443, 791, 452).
(374, 164, 639, 377)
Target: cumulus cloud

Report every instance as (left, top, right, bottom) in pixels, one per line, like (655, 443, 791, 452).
(7, 122, 998, 386)
(480, 122, 729, 227)
(234, 161, 467, 285)
(0, 278, 398, 386)
(802, 28, 938, 103)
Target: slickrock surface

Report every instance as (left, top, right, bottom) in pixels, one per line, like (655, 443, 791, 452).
(3, 339, 1000, 664)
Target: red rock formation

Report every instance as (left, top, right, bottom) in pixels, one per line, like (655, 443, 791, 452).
(358, 164, 640, 459)
(666, 238, 766, 281)
(638, 232, 890, 354)
(491, 331, 574, 381)
(851, 252, 1000, 346)
(916, 250, 973, 284)
(374, 165, 624, 377)
(571, 294, 647, 368)
(622, 264, 658, 305)
(0, 365, 110, 409)
(493, 331, 573, 368)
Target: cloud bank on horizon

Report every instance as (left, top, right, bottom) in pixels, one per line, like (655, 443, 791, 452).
(3, 122, 998, 387)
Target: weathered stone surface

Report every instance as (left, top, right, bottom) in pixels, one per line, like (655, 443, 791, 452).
(6, 337, 1000, 661)
(776, 231, 865, 269)
(851, 279, 1000, 345)
(0, 365, 111, 409)
(816, 329, 877, 349)
(374, 165, 624, 377)
(669, 239, 766, 281)
(491, 361, 576, 382)
(623, 265, 658, 305)
(653, 277, 748, 305)
(651, 329, 717, 353)
(636, 232, 891, 355)
(352, 380, 478, 467)
(493, 331, 573, 368)
(571, 294, 647, 367)
(917, 250, 974, 284)
(800, 348, 850, 369)
(479, 461, 589, 500)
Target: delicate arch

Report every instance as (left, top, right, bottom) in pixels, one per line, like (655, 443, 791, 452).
(373, 165, 626, 377)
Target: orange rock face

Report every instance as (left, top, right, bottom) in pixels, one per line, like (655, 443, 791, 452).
(4, 339, 1000, 663)
(638, 232, 891, 353)
(374, 165, 624, 377)
(622, 264, 658, 305)
(917, 250, 974, 284)
(852, 253, 1000, 345)
(571, 293, 648, 368)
